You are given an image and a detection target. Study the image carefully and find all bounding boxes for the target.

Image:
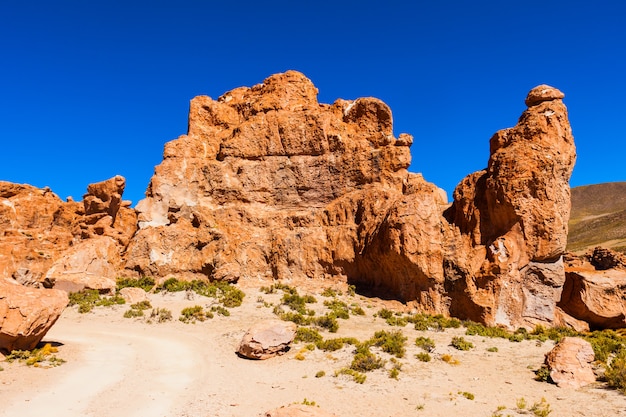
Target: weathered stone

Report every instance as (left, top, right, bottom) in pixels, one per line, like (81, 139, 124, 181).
(0, 278, 68, 352)
(545, 337, 596, 389)
(237, 320, 297, 359)
(559, 251, 626, 329)
(264, 405, 339, 417)
(47, 236, 120, 294)
(119, 287, 148, 305)
(443, 84, 576, 329)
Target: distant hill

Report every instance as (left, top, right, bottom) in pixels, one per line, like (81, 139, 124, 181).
(567, 182, 626, 254)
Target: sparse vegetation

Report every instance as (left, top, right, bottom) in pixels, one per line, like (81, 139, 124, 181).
(123, 300, 152, 318)
(179, 305, 208, 323)
(6, 343, 65, 367)
(415, 336, 435, 352)
(450, 336, 474, 351)
(149, 308, 173, 323)
(116, 276, 155, 292)
(157, 278, 245, 307)
(487, 346, 499, 352)
(441, 354, 459, 365)
(371, 330, 407, 358)
(605, 348, 626, 393)
(315, 370, 325, 378)
(415, 352, 431, 362)
(68, 289, 125, 313)
(459, 391, 475, 400)
(336, 367, 367, 384)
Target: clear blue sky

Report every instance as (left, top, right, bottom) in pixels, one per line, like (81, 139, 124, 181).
(1, 1, 624, 205)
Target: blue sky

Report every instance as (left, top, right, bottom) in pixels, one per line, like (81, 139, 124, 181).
(1, 1, 624, 205)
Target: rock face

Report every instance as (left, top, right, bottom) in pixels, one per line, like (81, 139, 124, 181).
(0, 278, 68, 352)
(443, 84, 576, 328)
(559, 248, 626, 329)
(545, 337, 596, 389)
(237, 320, 297, 359)
(124, 72, 576, 328)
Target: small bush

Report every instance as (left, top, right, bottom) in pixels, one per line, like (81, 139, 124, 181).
(410, 313, 460, 331)
(316, 338, 345, 352)
(324, 299, 350, 319)
(350, 350, 385, 372)
(376, 308, 394, 320)
(117, 276, 155, 292)
(179, 305, 207, 323)
(441, 354, 459, 365)
(450, 336, 474, 351)
(534, 365, 552, 383)
(336, 368, 366, 384)
(69, 289, 125, 313)
(6, 343, 65, 367)
(464, 321, 511, 338)
(415, 336, 435, 352)
(389, 367, 400, 379)
(415, 352, 431, 362)
(295, 327, 323, 344)
(130, 300, 152, 310)
(123, 309, 144, 318)
(371, 330, 407, 358)
(529, 398, 552, 417)
(487, 346, 499, 352)
(321, 288, 338, 297)
(314, 314, 339, 333)
(350, 303, 365, 316)
(605, 348, 626, 393)
(150, 308, 173, 323)
(315, 370, 326, 378)
(459, 391, 475, 400)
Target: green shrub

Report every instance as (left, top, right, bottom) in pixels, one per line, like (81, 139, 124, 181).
(69, 289, 125, 313)
(123, 309, 144, 318)
(350, 303, 365, 316)
(415, 352, 431, 362)
(282, 292, 317, 314)
(316, 338, 345, 351)
(336, 367, 366, 384)
(459, 391, 475, 400)
(130, 300, 152, 310)
(323, 299, 350, 319)
(410, 313, 460, 331)
(315, 370, 326, 378)
(464, 322, 511, 338)
(450, 336, 474, 351)
(6, 343, 65, 367)
(210, 305, 230, 316)
(295, 327, 323, 344)
(605, 348, 626, 393)
(321, 288, 338, 297)
(179, 305, 207, 323)
(534, 365, 552, 383)
(389, 367, 400, 379)
(376, 308, 394, 320)
(487, 346, 499, 352)
(158, 277, 191, 292)
(314, 314, 339, 333)
(371, 330, 407, 358)
(116, 276, 155, 292)
(415, 336, 435, 352)
(150, 308, 173, 323)
(350, 349, 385, 372)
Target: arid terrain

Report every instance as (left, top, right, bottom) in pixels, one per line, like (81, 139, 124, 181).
(568, 182, 626, 254)
(2, 285, 626, 417)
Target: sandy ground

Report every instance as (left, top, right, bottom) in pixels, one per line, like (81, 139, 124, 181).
(2, 286, 626, 417)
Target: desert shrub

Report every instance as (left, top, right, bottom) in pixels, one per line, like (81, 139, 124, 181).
(415, 352, 431, 362)
(534, 365, 552, 383)
(347, 285, 356, 296)
(529, 398, 552, 417)
(314, 314, 339, 333)
(69, 289, 125, 313)
(150, 308, 173, 323)
(130, 300, 152, 310)
(376, 308, 394, 320)
(157, 279, 245, 307)
(585, 330, 626, 363)
(464, 321, 511, 339)
(179, 305, 207, 323)
(323, 299, 350, 319)
(321, 288, 338, 297)
(6, 343, 65, 367)
(459, 391, 475, 400)
(210, 305, 230, 316)
(158, 277, 190, 292)
(605, 348, 626, 393)
(415, 336, 435, 352)
(389, 367, 400, 379)
(371, 330, 407, 358)
(276, 309, 312, 326)
(218, 284, 245, 307)
(350, 303, 365, 316)
(315, 370, 325, 378)
(410, 313, 460, 331)
(336, 367, 366, 384)
(123, 309, 144, 318)
(316, 338, 345, 352)
(441, 354, 459, 365)
(350, 347, 385, 372)
(295, 327, 322, 345)
(450, 336, 474, 351)
(282, 292, 317, 314)
(116, 276, 155, 292)
(487, 346, 499, 352)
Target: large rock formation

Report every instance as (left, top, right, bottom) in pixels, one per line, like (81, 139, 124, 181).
(442, 84, 576, 328)
(0, 71, 584, 331)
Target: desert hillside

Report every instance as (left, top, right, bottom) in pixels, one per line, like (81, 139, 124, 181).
(568, 182, 626, 253)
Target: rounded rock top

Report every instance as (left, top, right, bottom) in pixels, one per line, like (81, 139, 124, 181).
(525, 85, 565, 107)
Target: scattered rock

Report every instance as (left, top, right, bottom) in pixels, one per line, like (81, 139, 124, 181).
(119, 287, 148, 305)
(237, 320, 297, 359)
(0, 278, 68, 352)
(545, 337, 596, 389)
(589, 247, 626, 270)
(264, 405, 339, 417)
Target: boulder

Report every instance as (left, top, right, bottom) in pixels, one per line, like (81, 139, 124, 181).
(47, 236, 121, 294)
(119, 287, 148, 304)
(265, 405, 339, 417)
(559, 249, 626, 329)
(237, 320, 297, 359)
(545, 337, 596, 389)
(0, 278, 68, 352)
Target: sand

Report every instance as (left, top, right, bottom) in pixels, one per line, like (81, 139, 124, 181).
(2, 286, 626, 417)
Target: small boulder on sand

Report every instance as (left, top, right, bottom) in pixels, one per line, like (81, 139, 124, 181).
(237, 319, 296, 360)
(545, 337, 596, 389)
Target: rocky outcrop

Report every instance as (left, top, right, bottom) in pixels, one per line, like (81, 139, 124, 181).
(443, 84, 576, 328)
(237, 320, 297, 359)
(559, 248, 626, 329)
(545, 337, 596, 389)
(0, 278, 68, 352)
